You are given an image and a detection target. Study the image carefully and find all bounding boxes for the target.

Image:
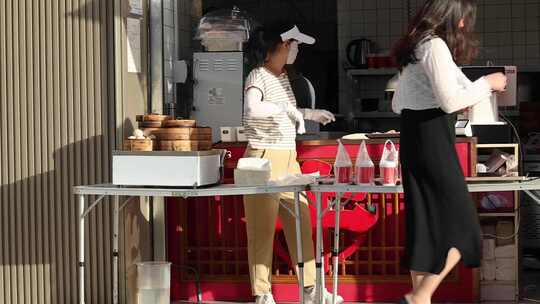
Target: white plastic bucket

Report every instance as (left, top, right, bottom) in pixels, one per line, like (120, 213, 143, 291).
(136, 261, 171, 304)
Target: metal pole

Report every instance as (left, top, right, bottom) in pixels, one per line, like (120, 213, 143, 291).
(315, 191, 324, 304)
(149, 0, 164, 112)
(113, 197, 120, 304)
(294, 191, 305, 304)
(78, 195, 86, 304)
(332, 193, 342, 304)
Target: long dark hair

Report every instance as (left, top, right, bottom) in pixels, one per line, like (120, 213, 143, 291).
(393, 0, 479, 69)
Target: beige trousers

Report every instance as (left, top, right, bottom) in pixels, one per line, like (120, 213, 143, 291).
(243, 148, 316, 295)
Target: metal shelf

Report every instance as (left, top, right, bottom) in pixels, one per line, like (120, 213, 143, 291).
(517, 65, 540, 73)
(346, 68, 399, 77)
(481, 280, 517, 286)
(478, 212, 516, 217)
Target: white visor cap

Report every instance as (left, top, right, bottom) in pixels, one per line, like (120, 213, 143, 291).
(280, 25, 315, 45)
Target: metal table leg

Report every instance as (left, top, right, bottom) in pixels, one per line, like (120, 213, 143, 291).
(332, 193, 342, 304)
(78, 194, 86, 304)
(315, 191, 324, 304)
(113, 197, 120, 304)
(294, 191, 305, 304)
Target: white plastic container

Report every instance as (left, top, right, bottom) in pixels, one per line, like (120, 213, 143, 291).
(379, 140, 399, 186)
(235, 126, 247, 142)
(220, 127, 237, 142)
(137, 261, 171, 304)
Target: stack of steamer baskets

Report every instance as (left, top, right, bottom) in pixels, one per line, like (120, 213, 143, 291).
(136, 114, 213, 151)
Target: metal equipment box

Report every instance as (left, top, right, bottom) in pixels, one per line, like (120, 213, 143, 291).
(192, 52, 244, 142)
(112, 150, 224, 187)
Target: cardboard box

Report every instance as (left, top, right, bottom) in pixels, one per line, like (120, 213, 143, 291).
(495, 245, 516, 259)
(482, 224, 496, 237)
(481, 283, 516, 301)
(495, 258, 516, 281)
(482, 239, 496, 260)
(481, 259, 496, 281)
(495, 221, 514, 246)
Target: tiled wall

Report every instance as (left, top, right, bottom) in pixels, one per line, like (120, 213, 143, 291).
(164, 0, 201, 116)
(338, 0, 540, 115)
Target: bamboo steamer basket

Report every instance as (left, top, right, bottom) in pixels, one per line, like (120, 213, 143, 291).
(123, 138, 154, 151)
(159, 140, 213, 151)
(162, 119, 197, 128)
(153, 127, 212, 141)
(138, 121, 163, 128)
(136, 113, 172, 122)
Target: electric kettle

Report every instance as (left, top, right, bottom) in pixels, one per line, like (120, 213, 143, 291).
(346, 38, 372, 68)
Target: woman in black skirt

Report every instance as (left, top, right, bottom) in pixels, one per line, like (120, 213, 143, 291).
(391, 1, 507, 303)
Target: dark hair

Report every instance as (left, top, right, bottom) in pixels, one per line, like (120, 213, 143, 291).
(393, 0, 479, 69)
(245, 21, 296, 68)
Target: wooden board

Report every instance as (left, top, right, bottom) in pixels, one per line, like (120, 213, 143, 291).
(366, 132, 400, 139)
(159, 140, 213, 151)
(162, 119, 196, 128)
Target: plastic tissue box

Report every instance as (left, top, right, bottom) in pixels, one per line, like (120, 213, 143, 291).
(234, 158, 271, 186)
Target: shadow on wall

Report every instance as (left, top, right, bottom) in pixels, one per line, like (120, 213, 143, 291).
(0, 135, 111, 304)
(0, 120, 149, 304)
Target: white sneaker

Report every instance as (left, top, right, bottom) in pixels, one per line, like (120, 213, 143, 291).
(255, 293, 276, 304)
(304, 286, 344, 304)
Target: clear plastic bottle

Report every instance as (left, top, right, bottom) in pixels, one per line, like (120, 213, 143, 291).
(334, 139, 353, 184)
(355, 141, 375, 185)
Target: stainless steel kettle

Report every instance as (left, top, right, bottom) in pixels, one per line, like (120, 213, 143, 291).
(346, 38, 372, 68)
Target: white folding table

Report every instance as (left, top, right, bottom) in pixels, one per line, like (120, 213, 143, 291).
(309, 178, 540, 304)
(73, 183, 308, 304)
(75, 179, 540, 304)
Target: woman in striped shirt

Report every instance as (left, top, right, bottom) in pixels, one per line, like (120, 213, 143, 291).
(242, 22, 340, 304)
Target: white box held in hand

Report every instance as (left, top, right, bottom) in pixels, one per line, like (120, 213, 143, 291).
(220, 127, 236, 142)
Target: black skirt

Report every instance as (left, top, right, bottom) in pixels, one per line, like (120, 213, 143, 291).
(400, 108, 481, 274)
